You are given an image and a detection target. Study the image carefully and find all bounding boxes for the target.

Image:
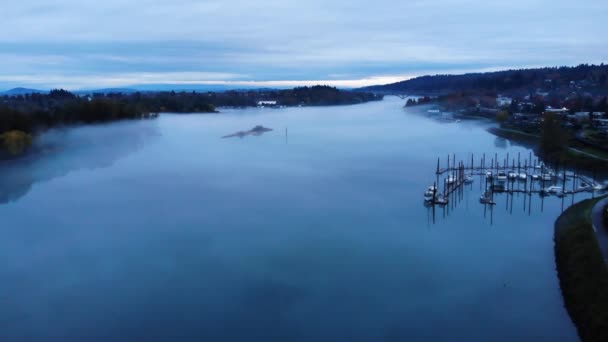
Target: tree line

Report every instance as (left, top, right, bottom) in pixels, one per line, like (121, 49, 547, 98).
(0, 86, 381, 135)
(365, 64, 608, 95)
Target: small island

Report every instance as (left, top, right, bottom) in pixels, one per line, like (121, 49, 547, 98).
(222, 125, 273, 138)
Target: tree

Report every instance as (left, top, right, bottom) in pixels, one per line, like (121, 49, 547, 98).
(496, 110, 509, 123)
(540, 112, 568, 159)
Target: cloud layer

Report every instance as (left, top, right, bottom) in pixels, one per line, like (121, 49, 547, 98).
(1, 0, 607, 89)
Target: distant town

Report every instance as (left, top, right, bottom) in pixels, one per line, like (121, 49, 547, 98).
(373, 64, 608, 167)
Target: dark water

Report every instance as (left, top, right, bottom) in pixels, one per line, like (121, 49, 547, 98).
(0, 97, 587, 341)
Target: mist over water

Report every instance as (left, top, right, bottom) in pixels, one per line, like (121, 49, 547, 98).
(0, 121, 159, 204)
(0, 97, 584, 341)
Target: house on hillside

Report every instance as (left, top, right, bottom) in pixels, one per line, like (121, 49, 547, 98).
(496, 96, 512, 107)
(570, 112, 606, 122)
(593, 118, 608, 128)
(545, 106, 569, 115)
(511, 113, 540, 128)
(257, 100, 278, 107)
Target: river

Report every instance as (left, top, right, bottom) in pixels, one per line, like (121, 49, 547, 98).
(0, 96, 589, 341)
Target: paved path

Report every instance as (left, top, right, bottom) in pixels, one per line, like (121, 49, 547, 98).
(569, 147, 608, 162)
(591, 197, 608, 262)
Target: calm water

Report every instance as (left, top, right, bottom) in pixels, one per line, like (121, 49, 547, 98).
(0, 96, 588, 341)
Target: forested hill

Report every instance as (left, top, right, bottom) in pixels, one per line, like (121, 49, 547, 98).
(0, 86, 381, 135)
(361, 64, 608, 95)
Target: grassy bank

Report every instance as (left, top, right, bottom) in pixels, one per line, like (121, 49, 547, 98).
(487, 127, 539, 148)
(554, 197, 608, 342)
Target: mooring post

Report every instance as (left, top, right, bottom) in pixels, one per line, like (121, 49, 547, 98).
(471, 154, 474, 172)
(447, 154, 450, 173)
(517, 152, 520, 172)
(530, 173, 534, 194)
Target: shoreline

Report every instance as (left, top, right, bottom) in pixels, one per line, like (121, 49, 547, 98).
(487, 126, 608, 170)
(554, 196, 608, 341)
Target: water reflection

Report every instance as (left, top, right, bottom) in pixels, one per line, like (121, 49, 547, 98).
(426, 177, 603, 226)
(0, 120, 159, 204)
(494, 136, 508, 149)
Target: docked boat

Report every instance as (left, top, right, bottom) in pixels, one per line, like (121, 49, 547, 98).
(479, 190, 496, 205)
(464, 175, 474, 184)
(485, 171, 493, 179)
(518, 173, 528, 181)
(424, 186, 437, 201)
(507, 171, 518, 180)
(496, 171, 507, 181)
(446, 175, 456, 185)
(541, 173, 553, 181)
(531, 174, 541, 180)
(542, 185, 563, 195)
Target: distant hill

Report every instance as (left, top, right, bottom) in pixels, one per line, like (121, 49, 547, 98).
(361, 64, 608, 95)
(127, 84, 284, 92)
(75, 88, 138, 95)
(1, 87, 48, 95)
(1, 85, 276, 97)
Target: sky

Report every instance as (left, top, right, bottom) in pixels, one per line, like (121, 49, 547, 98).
(1, 0, 607, 90)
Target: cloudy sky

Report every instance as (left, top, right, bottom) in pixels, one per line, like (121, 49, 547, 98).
(1, 0, 607, 90)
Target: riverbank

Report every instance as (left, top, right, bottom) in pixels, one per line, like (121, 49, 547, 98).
(488, 126, 608, 169)
(554, 196, 608, 341)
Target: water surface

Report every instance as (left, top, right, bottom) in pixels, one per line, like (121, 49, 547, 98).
(0, 97, 585, 341)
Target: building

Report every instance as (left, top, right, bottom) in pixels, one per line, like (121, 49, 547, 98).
(545, 106, 569, 115)
(496, 96, 512, 107)
(571, 112, 606, 121)
(257, 100, 277, 107)
(511, 113, 540, 128)
(593, 118, 608, 127)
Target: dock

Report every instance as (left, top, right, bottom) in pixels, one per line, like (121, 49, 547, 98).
(426, 152, 605, 207)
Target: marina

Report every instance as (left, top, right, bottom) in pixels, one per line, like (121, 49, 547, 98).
(425, 152, 606, 209)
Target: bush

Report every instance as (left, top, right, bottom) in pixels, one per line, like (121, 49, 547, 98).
(1, 130, 32, 156)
